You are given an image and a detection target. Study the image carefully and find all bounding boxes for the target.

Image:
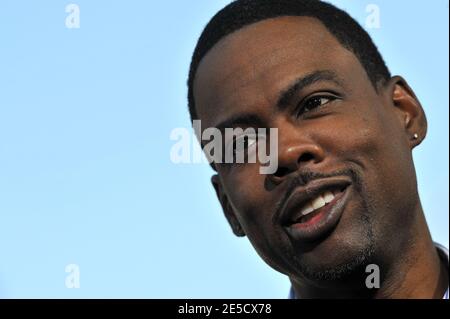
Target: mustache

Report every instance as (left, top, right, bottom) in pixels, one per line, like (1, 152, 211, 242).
(273, 168, 362, 223)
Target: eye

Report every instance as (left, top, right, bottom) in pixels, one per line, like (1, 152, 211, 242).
(296, 95, 337, 117)
(224, 133, 260, 162)
(231, 134, 257, 154)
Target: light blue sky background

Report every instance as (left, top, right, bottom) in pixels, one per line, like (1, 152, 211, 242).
(0, 0, 448, 298)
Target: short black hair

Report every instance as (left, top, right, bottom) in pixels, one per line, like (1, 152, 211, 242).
(187, 0, 391, 121)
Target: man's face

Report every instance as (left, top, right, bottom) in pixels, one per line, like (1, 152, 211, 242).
(193, 17, 423, 283)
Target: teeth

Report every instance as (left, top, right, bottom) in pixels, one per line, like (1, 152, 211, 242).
(323, 191, 335, 203)
(299, 191, 337, 218)
(332, 189, 343, 196)
(300, 203, 314, 216)
(311, 195, 326, 210)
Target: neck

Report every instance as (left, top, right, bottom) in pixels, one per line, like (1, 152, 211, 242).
(290, 209, 448, 299)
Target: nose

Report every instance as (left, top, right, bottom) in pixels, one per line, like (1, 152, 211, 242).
(268, 136, 325, 184)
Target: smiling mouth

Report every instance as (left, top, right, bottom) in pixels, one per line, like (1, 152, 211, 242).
(290, 187, 346, 225)
(280, 178, 351, 242)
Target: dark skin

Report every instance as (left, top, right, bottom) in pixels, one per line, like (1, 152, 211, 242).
(193, 16, 448, 298)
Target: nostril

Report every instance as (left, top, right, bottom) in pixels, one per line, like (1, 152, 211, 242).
(273, 166, 290, 178)
(298, 152, 315, 163)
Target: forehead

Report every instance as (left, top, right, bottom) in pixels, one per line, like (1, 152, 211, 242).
(193, 16, 366, 127)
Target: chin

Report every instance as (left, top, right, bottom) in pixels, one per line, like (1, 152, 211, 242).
(292, 231, 375, 282)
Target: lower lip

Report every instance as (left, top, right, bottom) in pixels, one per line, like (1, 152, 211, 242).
(285, 186, 350, 242)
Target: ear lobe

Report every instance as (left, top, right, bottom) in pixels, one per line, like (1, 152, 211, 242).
(388, 76, 427, 148)
(211, 175, 246, 237)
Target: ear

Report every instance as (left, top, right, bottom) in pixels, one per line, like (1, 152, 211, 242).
(385, 76, 427, 148)
(211, 174, 245, 237)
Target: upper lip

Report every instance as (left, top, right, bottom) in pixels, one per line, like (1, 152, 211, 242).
(278, 176, 352, 226)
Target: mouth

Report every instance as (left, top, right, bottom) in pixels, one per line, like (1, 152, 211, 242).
(280, 177, 351, 242)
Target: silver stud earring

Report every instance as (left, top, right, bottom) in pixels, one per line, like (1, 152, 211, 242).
(413, 133, 419, 139)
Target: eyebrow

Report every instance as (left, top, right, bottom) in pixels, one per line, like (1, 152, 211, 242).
(213, 70, 343, 131)
(276, 70, 343, 109)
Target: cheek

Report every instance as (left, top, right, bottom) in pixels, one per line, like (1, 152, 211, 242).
(311, 112, 382, 170)
(223, 166, 272, 229)
(336, 110, 414, 195)
(318, 107, 417, 231)
(317, 104, 404, 173)
(221, 168, 292, 269)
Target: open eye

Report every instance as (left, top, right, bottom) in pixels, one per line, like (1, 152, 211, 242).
(296, 95, 337, 117)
